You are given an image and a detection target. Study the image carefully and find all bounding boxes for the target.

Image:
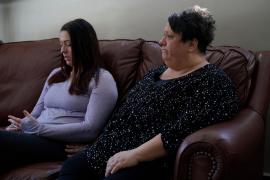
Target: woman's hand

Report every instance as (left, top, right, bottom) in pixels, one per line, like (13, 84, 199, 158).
(6, 115, 22, 131)
(22, 110, 37, 121)
(6, 124, 20, 131)
(105, 149, 140, 177)
(105, 134, 167, 177)
(6, 110, 36, 131)
(65, 144, 87, 157)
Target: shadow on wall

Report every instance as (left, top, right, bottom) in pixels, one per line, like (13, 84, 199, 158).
(1, 1, 16, 43)
(0, 0, 20, 4)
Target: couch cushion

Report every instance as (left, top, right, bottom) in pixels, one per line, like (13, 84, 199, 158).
(138, 41, 163, 81)
(99, 39, 164, 101)
(0, 39, 61, 126)
(206, 46, 256, 106)
(0, 161, 62, 180)
(99, 39, 143, 100)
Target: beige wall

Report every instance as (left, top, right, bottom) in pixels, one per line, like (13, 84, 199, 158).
(0, 0, 270, 175)
(0, 0, 269, 51)
(0, 4, 5, 42)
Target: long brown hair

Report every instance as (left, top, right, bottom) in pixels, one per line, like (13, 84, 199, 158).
(48, 18, 101, 95)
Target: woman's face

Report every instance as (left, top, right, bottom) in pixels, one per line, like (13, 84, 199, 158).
(59, 31, 72, 67)
(159, 23, 189, 68)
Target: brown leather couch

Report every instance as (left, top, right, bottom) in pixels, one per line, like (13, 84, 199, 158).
(0, 39, 269, 180)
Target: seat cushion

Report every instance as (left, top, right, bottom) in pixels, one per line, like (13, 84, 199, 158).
(0, 161, 62, 180)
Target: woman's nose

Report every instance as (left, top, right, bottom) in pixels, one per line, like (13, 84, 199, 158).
(61, 45, 66, 53)
(159, 36, 165, 46)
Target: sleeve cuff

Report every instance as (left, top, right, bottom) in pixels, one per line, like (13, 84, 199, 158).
(21, 117, 40, 134)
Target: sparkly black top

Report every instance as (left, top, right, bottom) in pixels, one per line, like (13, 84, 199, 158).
(85, 64, 239, 175)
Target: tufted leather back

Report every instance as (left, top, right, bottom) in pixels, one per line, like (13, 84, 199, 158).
(0, 38, 257, 126)
(0, 39, 61, 126)
(206, 46, 256, 106)
(99, 39, 162, 100)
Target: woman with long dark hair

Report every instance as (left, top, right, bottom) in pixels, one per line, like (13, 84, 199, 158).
(0, 19, 118, 174)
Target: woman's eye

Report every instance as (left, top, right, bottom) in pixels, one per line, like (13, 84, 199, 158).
(59, 42, 71, 47)
(65, 41, 72, 46)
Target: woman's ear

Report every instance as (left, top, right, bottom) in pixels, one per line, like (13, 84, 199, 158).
(188, 38, 198, 52)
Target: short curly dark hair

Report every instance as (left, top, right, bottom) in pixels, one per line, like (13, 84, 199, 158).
(168, 5, 216, 54)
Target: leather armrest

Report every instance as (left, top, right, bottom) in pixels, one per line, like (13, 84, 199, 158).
(173, 108, 264, 180)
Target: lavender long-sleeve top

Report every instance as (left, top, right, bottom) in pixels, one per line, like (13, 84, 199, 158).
(21, 68, 118, 143)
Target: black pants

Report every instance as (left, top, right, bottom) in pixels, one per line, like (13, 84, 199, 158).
(0, 130, 66, 174)
(59, 151, 170, 180)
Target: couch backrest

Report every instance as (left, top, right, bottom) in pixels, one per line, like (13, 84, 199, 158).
(0, 39, 61, 126)
(99, 39, 162, 100)
(0, 38, 162, 126)
(0, 38, 257, 126)
(206, 46, 256, 106)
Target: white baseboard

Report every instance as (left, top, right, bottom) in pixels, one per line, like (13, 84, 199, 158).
(264, 172, 270, 177)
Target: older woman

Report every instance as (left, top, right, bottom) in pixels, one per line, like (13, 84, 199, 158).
(59, 6, 239, 180)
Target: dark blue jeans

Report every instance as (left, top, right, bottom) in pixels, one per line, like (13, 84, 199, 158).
(59, 151, 170, 180)
(0, 130, 66, 174)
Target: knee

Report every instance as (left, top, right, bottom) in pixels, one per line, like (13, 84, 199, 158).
(59, 154, 82, 176)
(58, 151, 94, 179)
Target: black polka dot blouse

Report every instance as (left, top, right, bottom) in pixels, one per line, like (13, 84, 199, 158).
(85, 64, 239, 176)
